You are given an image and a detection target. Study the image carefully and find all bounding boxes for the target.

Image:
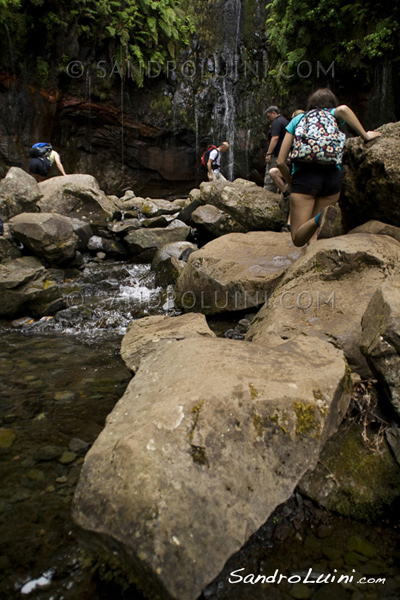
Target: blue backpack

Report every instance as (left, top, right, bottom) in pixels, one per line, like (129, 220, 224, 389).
(29, 143, 53, 159)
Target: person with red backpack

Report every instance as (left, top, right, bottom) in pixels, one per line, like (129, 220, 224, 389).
(277, 88, 381, 247)
(28, 143, 67, 182)
(203, 141, 229, 182)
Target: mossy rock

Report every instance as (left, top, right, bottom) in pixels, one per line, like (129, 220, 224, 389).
(299, 423, 400, 522)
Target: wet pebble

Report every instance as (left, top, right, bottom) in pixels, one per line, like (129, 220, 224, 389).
(347, 535, 377, 558)
(58, 451, 77, 465)
(0, 428, 16, 448)
(317, 524, 334, 539)
(54, 391, 76, 402)
(27, 469, 45, 482)
(35, 445, 64, 461)
(289, 582, 313, 599)
(69, 437, 90, 455)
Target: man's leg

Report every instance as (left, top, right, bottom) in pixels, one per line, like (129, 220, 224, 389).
(263, 156, 278, 192)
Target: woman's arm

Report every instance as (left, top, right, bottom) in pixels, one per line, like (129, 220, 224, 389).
(277, 132, 294, 185)
(335, 105, 381, 142)
(53, 151, 67, 176)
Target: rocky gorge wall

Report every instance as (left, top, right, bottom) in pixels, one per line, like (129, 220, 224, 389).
(1, 0, 397, 198)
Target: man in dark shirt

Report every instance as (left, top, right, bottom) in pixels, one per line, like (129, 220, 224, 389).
(264, 106, 289, 192)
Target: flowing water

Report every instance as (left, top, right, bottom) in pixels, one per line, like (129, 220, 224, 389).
(0, 258, 399, 600)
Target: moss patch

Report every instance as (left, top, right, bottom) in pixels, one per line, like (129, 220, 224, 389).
(294, 401, 320, 439)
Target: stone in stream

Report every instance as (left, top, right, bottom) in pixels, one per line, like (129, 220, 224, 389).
(174, 231, 303, 315)
(246, 233, 400, 378)
(73, 333, 351, 600)
(9, 212, 79, 266)
(124, 226, 191, 261)
(0, 256, 64, 317)
(0, 167, 41, 220)
(151, 241, 198, 288)
(360, 277, 400, 417)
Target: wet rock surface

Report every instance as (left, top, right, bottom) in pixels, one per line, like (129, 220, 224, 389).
(361, 277, 400, 416)
(73, 334, 351, 600)
(246, 234, 400, 377)
(174, 231, 303, 314)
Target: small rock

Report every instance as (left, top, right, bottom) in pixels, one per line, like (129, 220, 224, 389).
(27, 469, 45, 481)
(58, 451, 77, 465)
(347, 535, 377, 558)
(321, 546, 342, 561)
(56, 476, 68, 484)
(289, 583, 313, 599)
(69, 438, 90, 455)
(317, 524, 334, 539)
(0, 428, 16, 448)
(46, 486, 55, 493)
(54, 391, 76, 402)
(35, 445, 63, 461)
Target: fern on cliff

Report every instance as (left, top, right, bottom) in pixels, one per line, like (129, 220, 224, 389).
(0, 0, 195, 86)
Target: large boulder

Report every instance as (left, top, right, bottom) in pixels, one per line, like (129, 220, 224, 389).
(348, 219, 400, 244)
(0, 256, 64, 317)
(0, 235, 22, 263)
(124, 226, 191, 261)
(73, 334, 351, 600)
(199, 179, 286, 231)
(121, 313, 216, 373)
(174, 231, 303, 314)
(9, 212, 79, 266)
(0, 167, 41, 220)
(246, 234, 400, 377)
(299, 422, 400, 522)
(341, 122, 400, 230)
(37, 175, 117, 226)
(120, 196, 179, 218)
(151, 241, 198, 288)
(191, 204, 246, 238)
(361, 278, 400, 417)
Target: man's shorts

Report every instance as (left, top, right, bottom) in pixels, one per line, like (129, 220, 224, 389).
(291, 163, 343, 197)
(29, 157, 51, 177)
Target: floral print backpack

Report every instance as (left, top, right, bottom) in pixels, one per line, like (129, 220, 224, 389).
(291, 109, 346, 165)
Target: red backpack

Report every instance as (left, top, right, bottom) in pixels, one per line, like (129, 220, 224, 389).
(201, 145, 217, 168)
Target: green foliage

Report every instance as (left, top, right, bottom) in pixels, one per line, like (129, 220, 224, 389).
(0, 0, 195, 86)
(266, 0, 400, 94)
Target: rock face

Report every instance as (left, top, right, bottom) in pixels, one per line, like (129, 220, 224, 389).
(361, 278, 400, 416)
(174, 231, 303, 314)
(199, 179, 286, 231)
(9, 212, 79, 266)
(37, 175, 117, 226)
(73, 333, 351, 600)
(246, 234, 400, 377)
(299, 423, 400, 522)
(0, 256, 63, 317)
(348, 220, 400, 244)
(0, 167, 41, 220)
(341, 123, 400, 230)
(121, 313, 216, 373)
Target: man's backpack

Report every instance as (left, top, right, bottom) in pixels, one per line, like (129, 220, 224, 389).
(201, 145, 218, 168)
(29, 143, 53, 159)
(291, 109, 346, 165)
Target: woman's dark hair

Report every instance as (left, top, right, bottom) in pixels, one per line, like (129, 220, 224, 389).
(307, 88, 338, 110)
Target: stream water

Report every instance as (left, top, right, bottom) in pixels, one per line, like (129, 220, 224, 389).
(0, 258, 399, 600)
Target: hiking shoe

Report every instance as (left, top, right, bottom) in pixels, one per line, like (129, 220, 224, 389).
(281, 224, 291, 233)
(317, 205, 343, 240)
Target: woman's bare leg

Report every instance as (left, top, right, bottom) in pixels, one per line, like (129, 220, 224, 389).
(290, 192, 340, 247)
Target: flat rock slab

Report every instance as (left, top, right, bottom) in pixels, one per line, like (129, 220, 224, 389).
(73, 335, 351, 600)
(174, 231, 303, 314)
(121, 313, 216, 373)
(361, 277, 400, 416)
(247, 233, 400, 377)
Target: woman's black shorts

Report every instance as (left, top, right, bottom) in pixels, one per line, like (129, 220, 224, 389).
(29, 157, 51, 177)
(291, 163, 344, 196)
